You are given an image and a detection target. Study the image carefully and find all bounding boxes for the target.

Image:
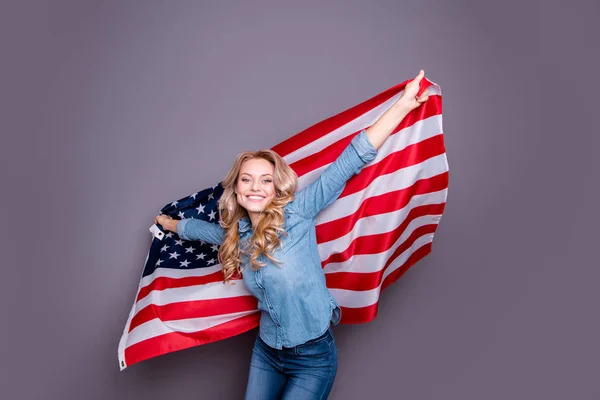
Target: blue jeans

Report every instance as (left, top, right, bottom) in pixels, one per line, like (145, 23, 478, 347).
(244, 325, 338, 400)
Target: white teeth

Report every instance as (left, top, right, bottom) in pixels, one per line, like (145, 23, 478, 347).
(248, 196, 264, 200)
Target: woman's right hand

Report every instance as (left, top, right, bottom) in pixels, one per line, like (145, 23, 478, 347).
(154, 214, 178, 232)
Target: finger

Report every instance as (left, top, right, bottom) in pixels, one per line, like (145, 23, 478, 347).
(414, 69, 425, 82)
(415, 90, 429, 101)
(417, 88, 430, 97)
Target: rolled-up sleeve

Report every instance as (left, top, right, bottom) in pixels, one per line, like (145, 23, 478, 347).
(351, 128, 378, 164)
(176, 218, 225, 244)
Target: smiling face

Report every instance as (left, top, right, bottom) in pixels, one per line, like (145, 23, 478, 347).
(235, 157, 276, 220)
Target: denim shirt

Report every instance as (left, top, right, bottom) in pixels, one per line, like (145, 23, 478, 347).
(177, 129, 378, 349)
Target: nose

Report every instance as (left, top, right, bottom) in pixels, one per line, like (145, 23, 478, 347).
(251, 180, 261, 191)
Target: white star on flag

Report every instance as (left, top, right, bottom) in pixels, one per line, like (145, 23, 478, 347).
(185, 246, 195, 253)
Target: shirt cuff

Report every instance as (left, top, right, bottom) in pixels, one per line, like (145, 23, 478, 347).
(351, 129, 378, 163)
(176, 218, 191, 240)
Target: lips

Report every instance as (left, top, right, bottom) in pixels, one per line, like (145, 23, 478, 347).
(246, 195, 265, 202)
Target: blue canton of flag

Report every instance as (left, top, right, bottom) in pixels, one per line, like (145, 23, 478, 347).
(144, 183, 224, 278)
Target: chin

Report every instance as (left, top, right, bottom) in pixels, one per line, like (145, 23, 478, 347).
(247, 205, 266, 213)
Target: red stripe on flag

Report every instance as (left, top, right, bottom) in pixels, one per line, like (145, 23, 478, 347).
(289, 134, 355, 177)
(136, 272, 235, 302)
(382, 242, 433, 291)
(129, 295, 258, 333)
(339, 303, 380, 324)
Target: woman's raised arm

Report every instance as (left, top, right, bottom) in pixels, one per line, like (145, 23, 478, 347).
(289, 70, 430, 220)
(365, 69, 429, 149)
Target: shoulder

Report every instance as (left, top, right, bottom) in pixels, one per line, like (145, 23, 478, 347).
(283, 198, 302, 219)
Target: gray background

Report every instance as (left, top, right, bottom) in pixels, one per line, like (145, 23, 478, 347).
(1, 0, 598, 399)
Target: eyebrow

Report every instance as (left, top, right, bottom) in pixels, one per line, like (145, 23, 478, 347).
(240, 173, 273, 177)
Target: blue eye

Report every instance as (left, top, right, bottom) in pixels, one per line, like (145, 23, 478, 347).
(241, 178, 271, 183)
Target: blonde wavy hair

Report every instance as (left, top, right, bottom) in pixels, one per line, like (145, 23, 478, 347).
(217, 149, 298, 283)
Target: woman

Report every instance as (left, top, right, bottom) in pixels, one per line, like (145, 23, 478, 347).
(154, 70, 430, 400)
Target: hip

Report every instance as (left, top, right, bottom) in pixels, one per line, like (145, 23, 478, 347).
(255, 324, 337, 359)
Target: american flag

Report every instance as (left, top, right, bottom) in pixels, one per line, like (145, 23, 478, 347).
(118, 77, 448, 370)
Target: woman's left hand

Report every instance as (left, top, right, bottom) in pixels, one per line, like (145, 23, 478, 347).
(397, 69, 430, 112)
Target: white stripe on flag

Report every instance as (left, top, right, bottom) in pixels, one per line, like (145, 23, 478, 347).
(134, 280, 252, 310)
(127, 310, 256, 347)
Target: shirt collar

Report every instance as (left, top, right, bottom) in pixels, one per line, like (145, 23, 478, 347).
(238, 216, 252, 233)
